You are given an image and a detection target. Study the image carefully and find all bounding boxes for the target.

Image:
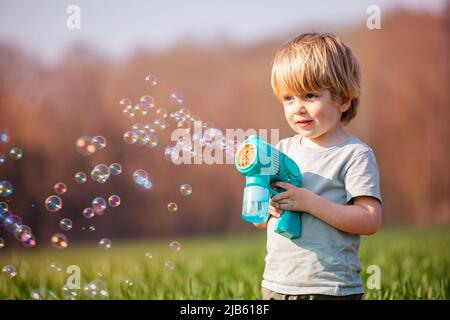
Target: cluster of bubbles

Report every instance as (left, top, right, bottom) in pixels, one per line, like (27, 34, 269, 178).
(0, 130, 24, 166)
(81, 195, 121, 221)
(75, 135, 107, 156)
(120, 95, 155, 119)
(2, 265, 17, 278)
(133, 169, 153, 190)
(0, 202, 36, 248)
(90, 163, 122, 184)
(83, 279, 109, 299)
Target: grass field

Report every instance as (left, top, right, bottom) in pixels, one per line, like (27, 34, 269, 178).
(0, 227, 449, 300)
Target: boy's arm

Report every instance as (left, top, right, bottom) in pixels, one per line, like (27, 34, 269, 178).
(307, 194, 382, 235)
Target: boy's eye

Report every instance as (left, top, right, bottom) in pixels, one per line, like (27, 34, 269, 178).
(304, 93, 316, 99)
(283, 95, 294, 102)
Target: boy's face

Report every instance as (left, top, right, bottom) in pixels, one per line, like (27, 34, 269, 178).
(281, 89, 350, 141)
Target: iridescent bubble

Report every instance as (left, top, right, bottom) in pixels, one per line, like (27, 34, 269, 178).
(122, 105, 135, 118)
(178, 107, 191, 118)
(167, 202, 178, 213)
(83, 207, 95, 219)
(169, 241, 181, 251)
(14, 224, 31, 242)
(62, 284, 78, 300)
(123, 130, 137, 144)
(0, 131, 9, 143)
(4, 214, 22, 233)
(9, 147, 23, 160)
(75, 172, 87, 184)
(145, 74, 158, 86)
(0, 181, 13, 197)
(0, 153, 6, 165)
(169, 111, 182, 123)
(132, 130, 149, 146)
(0, 201, 7, 210)
(140, 95, 155, 108)
(170, 92, 184, 105)
(108, 195, 121, 208)
(99, 238, 111, 250)
(0, 237, 4, 248)
(54, 182, 67, 195)
(51, 233, 68, 249)
(133, 102, 149, 117)
(131, 123, 144, 131)
(91, 136, 107, 150)
(2, 265, 17, 278)
(50, 262, 62, 272)
(133, 169, 148, 186)
(89, 225, 96, 232)
(76, 135, 96, 156)
(164, 146, 179, 163)
(143, 123, 156, 135)
(31, 287, 57, 300)
(164, 261, 174, 270)
(179, 184, 192, 196)
(92, 197, 107, 214)
(119, 98, 132, 107)
(45, 195, 62, 212)
(60, 218, 73, 231)
(145, 252, 152, 259)
(156, 108, 168, 118)
(152, 118, 167, 130)
(124, 279, 133, 287)
(22, 234, 36, 248)
(109, 163, 122, 175)
(145, 134, 158, 148)
(91, 164, 110, 184)
(84, 280, 108, 300)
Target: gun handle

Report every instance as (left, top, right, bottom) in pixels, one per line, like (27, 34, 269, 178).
(274, 211, 301, 239)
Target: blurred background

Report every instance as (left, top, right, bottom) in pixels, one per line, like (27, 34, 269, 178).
(0, 0, 449, 249)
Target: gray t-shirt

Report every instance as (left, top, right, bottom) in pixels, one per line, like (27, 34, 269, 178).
(262, 134, 382, 296)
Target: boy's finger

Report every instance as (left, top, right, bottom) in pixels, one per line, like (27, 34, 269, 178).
(274, 181, 293, 189)
(271, 191, 289, 202)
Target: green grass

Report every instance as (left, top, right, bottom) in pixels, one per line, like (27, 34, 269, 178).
(0, 227, 449, 300)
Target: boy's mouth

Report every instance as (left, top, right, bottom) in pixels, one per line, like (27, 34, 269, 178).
(295, 120, 313, 128)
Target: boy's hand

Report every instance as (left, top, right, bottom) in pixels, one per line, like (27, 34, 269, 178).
(271, 181, 315, 212)
(269, 200, 283, 218)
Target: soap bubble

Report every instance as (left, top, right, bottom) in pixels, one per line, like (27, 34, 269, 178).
(145, 134, 158, 148)
(91, 136, 107, 150)
(74, 172, 87, 183)
(14, 224, 31, 241)
(119, 98, 132, 107)
(0, 237, 4, 248)
(178, 107, 191, 118)
(133, 169, 148, 186)
(0, 201, 7, 210)
(170, 92, 184, 105)
(164, 146, 179, 163)
(124, 279, 133, 287)
(4, 214, 21, 233)
(145, 74, 157, 86)
(179, 184, 192, 196)
(123, 130, 137, 144)
(54, 182, 67, 195)
(167, 202, 178, 213)
(122, 105, 135, 118)
(0, 181, 13, 197)
(145, 252, 152, 259)
(60, 218, 73, 231)
(152, 118, 167, 130)
(169, 241, 181, 251)
(108, 195, 121, 208)
(91, 164, 110, 184)
(45, 195, 62, 212)
(156, 107, 168, 118)
(31, 287, 57, 300)
(99, 238, 111, 250)
(109, 163, 122, 175)
(2, 265, 17, 278)
(131, 123, 144, 131)
(140, 95, 155, 108)
(62, 284, 78, 300)
(9, 147, 23, 160)
(132, 130, 149, 146)
(169, 111, 182, 123)
(0, 153, 6, 165)
(50, 262, 62, 272)
(51, 233, 68, 249)
(22, 233, 36, 248)
(76, 135, 96, 156)
(92, 197, 107, 214)
(89, 225, 96, 232)
(133, 102, 149, 117)
(84, 279, 109, 300)
(83, 207, 95, 219)
(0, 131, 9, 143)
(164, 261, 174, 270)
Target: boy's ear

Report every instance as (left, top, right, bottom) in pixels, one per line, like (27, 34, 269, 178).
(338, 98, 351, 113)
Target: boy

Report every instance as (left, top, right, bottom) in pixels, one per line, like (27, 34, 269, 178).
(255, 33, 382, 300)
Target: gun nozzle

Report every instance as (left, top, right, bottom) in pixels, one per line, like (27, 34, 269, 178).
(237, 144, 256, 168)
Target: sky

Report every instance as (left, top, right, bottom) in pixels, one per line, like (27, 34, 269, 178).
(0, 0, 446, 62)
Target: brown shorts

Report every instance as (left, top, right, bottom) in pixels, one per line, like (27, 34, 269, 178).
(261, 287, 364, 300)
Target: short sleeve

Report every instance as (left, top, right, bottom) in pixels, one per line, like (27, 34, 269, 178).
(344, 150, 382, 204)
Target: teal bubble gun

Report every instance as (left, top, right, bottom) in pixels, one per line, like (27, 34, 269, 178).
(234, 135, 302, 239)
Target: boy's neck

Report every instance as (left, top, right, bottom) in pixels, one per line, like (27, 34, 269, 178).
(300, 126, 350, 148)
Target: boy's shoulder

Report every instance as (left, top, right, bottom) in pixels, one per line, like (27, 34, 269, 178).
(276, 134, 375, 158)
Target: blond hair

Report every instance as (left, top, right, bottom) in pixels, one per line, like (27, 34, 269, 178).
(271, 33, 361, 125)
